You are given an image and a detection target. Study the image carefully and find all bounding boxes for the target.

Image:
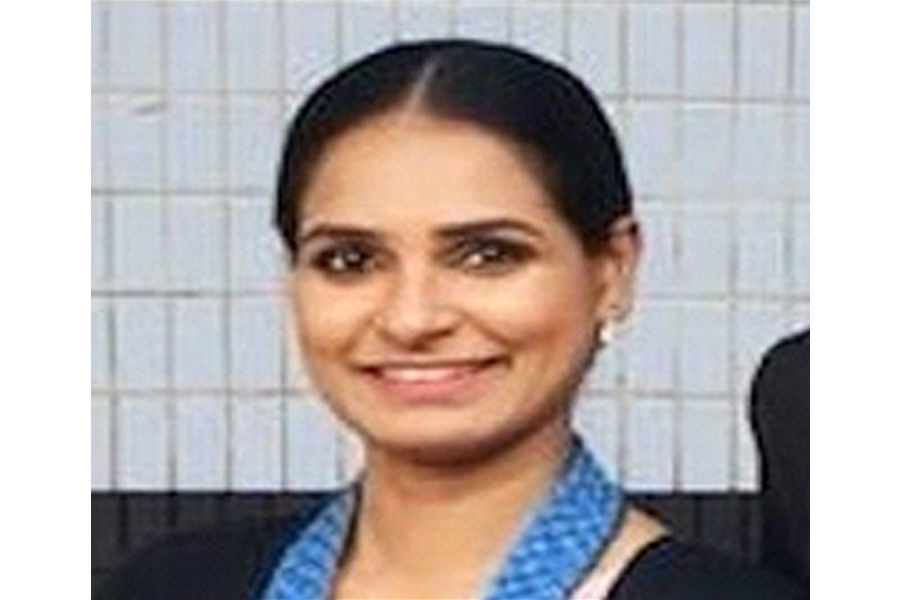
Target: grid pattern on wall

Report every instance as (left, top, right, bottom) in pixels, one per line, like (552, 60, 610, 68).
(91, 0, 809, 493)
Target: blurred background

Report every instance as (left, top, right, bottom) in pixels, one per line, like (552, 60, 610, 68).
(91, 0, 809, 497)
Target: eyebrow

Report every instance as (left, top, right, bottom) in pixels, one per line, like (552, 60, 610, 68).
(297, 224, 379, 248)
(434, 218, 545, 241)
(298, 218, 545, 247)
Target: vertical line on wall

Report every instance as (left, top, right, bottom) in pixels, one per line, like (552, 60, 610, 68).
(784, 0, 802, 331)
(776, 0, 791, 331)
(786, 0, 797, 103)
(160, 0, 176, 494)
(731, 0, 742, 102)
(106, 284, 117, 490)
(336, 0, 345, 65)
(99, 0, 118, 492)
(785, 0, 798, 297)
(781, 136, 796, 327)
(618, 0, 629, 99)
(95, 0, 109, 96)
(503, 0, 513, 43)
(389, 0, 400, 42)
(220, 0, 235, 494)
(447, 0, 459, 37)
(671, 0, 687, 493)
(560, 0, 572, 65)
(726, 0, 742, 492)
(278, 275, 292, 489)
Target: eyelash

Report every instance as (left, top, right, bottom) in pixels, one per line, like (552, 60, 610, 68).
(446, 237, 534, 274)
(308, 241, 381, 279)
(305, 237, 534, 280)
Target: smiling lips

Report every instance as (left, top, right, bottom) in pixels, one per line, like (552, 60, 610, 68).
(357, 358, 505, 403)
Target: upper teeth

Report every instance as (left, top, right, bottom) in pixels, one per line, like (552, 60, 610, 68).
(377, 367, 470, 383)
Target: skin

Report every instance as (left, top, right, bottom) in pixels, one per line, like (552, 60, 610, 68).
(287, 109, 652, 599)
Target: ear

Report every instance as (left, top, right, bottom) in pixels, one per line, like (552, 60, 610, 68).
(590, 216, 643, 325)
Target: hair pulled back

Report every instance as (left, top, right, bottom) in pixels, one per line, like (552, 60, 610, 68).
(274, 39, 633, 262)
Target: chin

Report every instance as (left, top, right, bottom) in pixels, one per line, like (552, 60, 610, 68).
(374, 435, 513, 468)
(321, 371, 576, 468)
(359, 411, 561, 469)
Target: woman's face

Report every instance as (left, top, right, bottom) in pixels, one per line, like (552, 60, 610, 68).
(289, 111, 637, 463)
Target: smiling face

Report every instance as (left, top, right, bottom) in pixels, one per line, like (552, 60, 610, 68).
(288, 110, 637, 464)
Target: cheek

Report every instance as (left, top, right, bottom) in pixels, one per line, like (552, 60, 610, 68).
(290, 279, 377, 358)
(464, 269, 597, 350)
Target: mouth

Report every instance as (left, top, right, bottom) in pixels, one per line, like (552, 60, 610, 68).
(355, 358, 507, 404)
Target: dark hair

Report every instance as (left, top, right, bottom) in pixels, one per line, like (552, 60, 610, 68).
(274, 39, 633, 263)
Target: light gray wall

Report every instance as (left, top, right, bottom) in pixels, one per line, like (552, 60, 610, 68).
(92, 0, 809, 493)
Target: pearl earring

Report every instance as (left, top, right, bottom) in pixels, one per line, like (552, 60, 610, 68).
(596, 323, 614, 347)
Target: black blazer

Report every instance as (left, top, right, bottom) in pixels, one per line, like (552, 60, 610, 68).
(94, 494, 802, 600)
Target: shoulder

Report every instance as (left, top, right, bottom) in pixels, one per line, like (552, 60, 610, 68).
(93, 492, 335, 600)
(608, 537, 805, 600)
(751, 329, 809, 444)
(762, 329, 809, 365)
(752, 330, 809, 400)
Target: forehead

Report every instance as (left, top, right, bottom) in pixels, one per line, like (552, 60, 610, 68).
(300, 111, 565, 230)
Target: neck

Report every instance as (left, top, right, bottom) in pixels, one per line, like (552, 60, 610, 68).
(348, 422, 572, 595)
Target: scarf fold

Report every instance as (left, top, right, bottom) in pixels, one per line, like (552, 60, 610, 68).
(260, 436, 623, 600)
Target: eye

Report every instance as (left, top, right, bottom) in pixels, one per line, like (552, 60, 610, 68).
(307, 241, 380, 279)
(447, 236, 534, 275)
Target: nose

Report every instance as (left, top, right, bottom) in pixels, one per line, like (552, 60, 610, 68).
(374, 264, 458, 348)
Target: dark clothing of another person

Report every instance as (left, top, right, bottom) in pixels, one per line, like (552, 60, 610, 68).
(750, 330, 810, 594)
(95, 493, 802, 600)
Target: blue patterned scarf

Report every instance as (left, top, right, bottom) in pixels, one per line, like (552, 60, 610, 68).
(260, 436, 623, 600)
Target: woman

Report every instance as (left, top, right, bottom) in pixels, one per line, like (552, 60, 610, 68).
(96, 40, 801, 600)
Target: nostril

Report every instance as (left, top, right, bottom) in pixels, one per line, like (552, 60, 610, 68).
(374, 279, 458, 345)
(373, 310, 459, 348)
